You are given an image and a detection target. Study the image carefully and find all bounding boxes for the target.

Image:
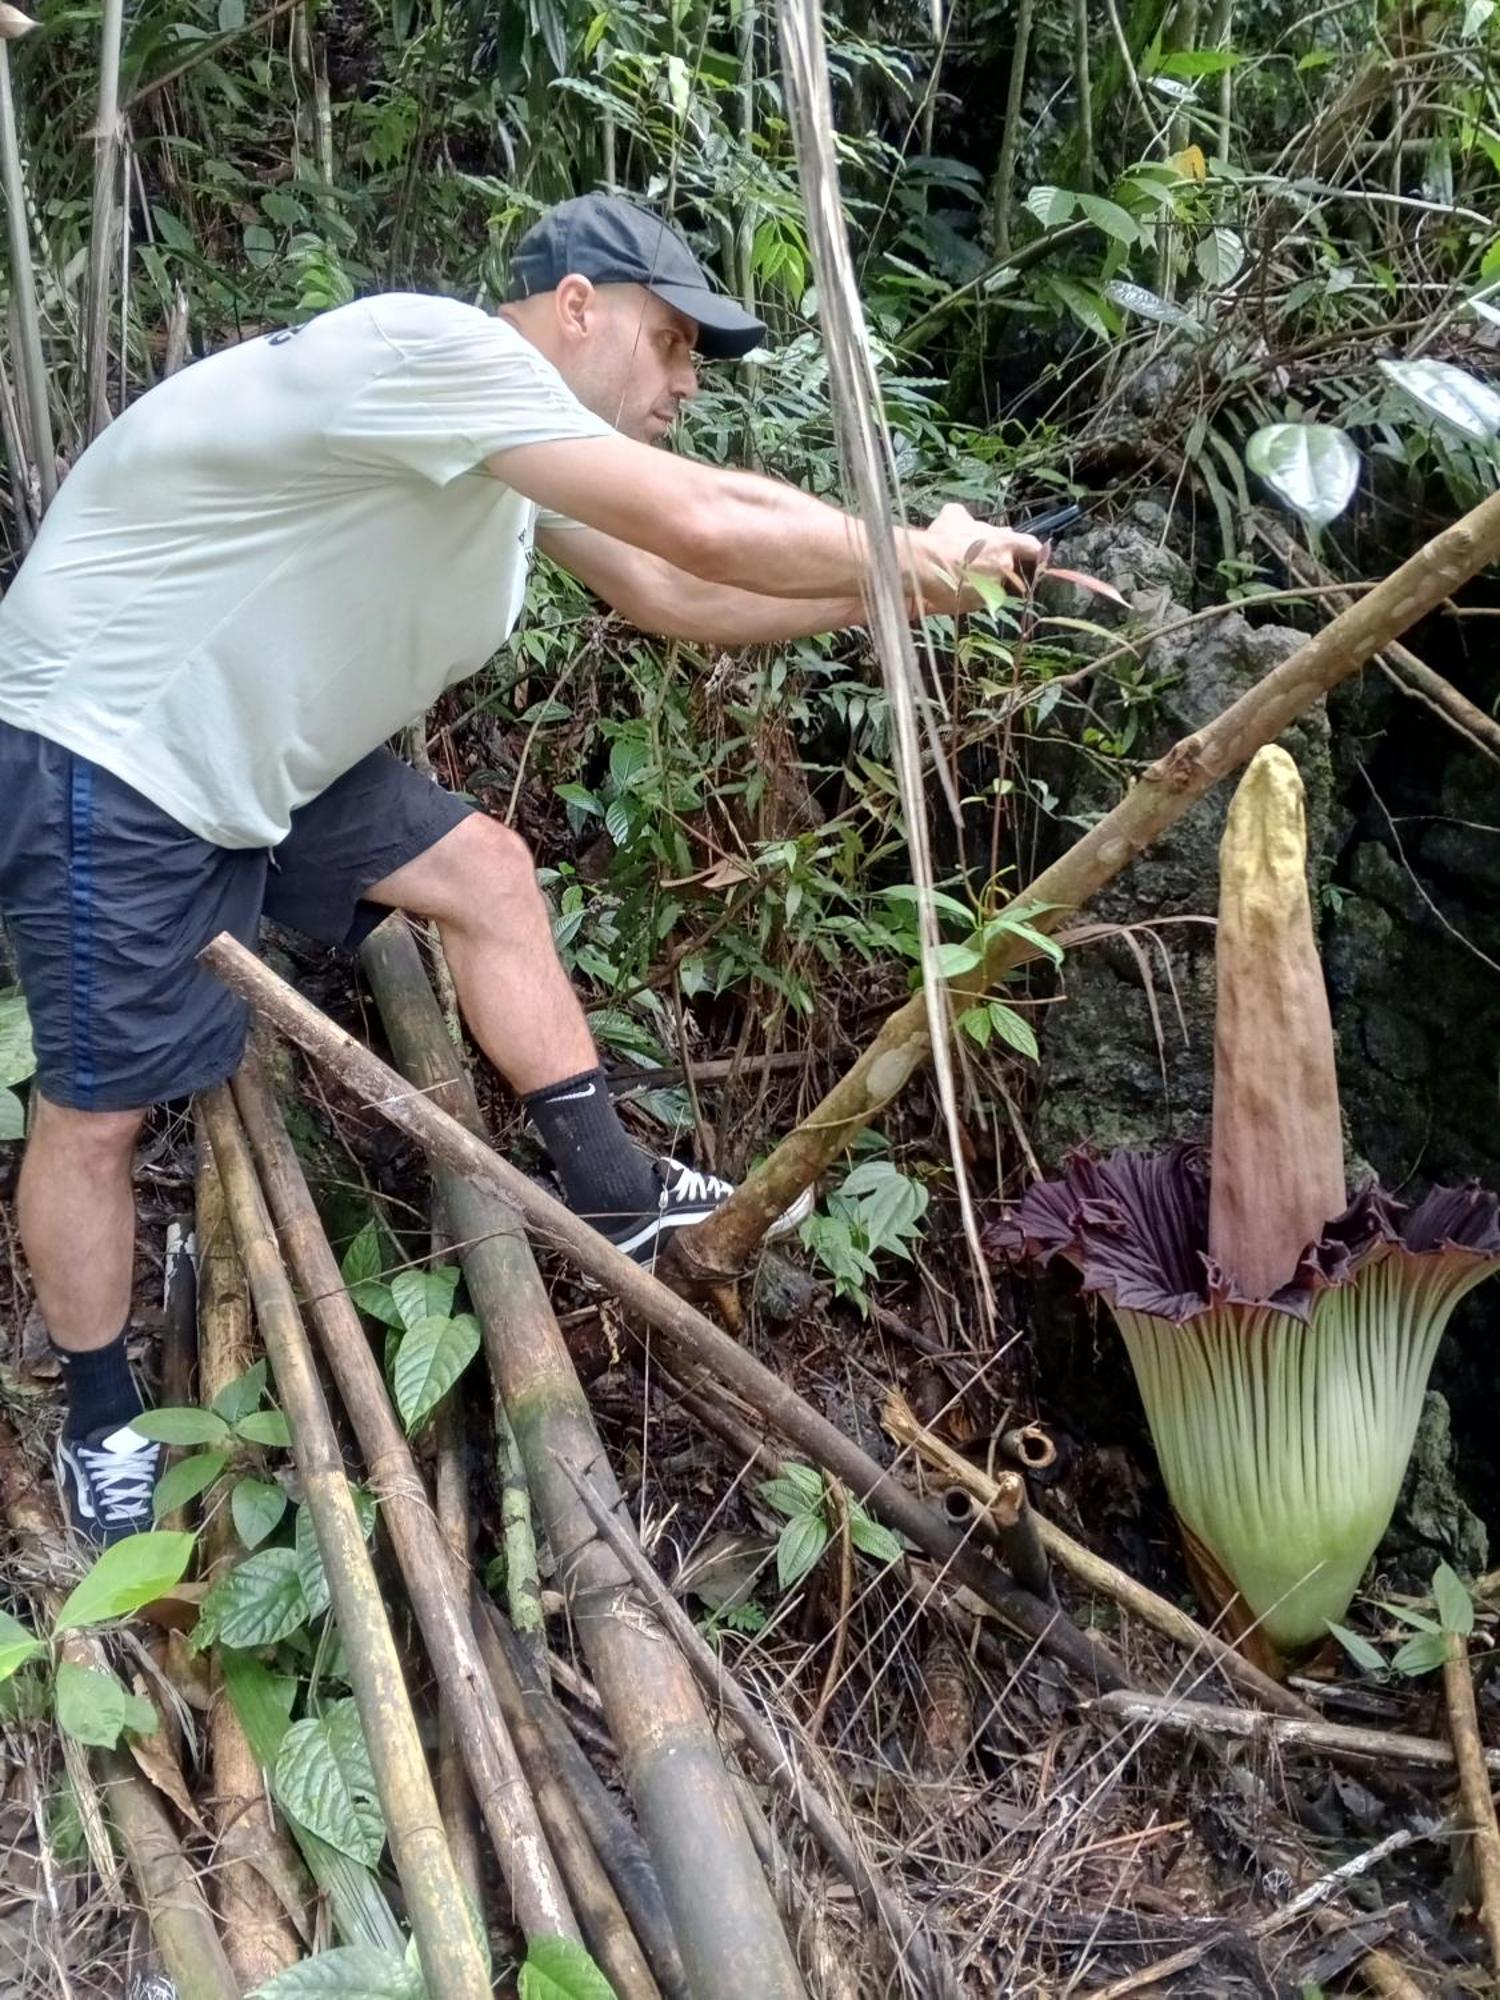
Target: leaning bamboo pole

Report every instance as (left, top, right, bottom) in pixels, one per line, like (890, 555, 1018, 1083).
(0, 9, 56, 511)
(228, 1057, 579, 1945)
(357, 917, 807, 1999)
(83, 0, 125, 437)
(196, 1136, 307, 1986)
(203, 929, 1135, 1698)
(677, 481, 1500, 1280)
(199, 1086, 489, 2000)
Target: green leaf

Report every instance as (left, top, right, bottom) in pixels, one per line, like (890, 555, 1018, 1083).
(1025, 185, 1076, 228)
(1050, 276, 1119, 342)
(960, 1004, 992, 1048)
(275, 1700, 385, 1867)
(340, 1219, 384, 1288)
(131, 1407, 231, 1447)
(0, 991, 34, 1090)
(927, 940, 983, 979)
(54, 1660, 133, 1748)
(393, 1312, 480, 1434)
(1391, 1629, 1448, 1677)
(388, 1266, 460, 1334)
(988, 1002, 1040, 1060)
(1326, 1621, 1387, 1676)
(1380, 357, 1500, 442)
(197, 1546, 309, 1649)
(220, 1647, 297, 1765)
(759, 1464, 826, 1519)
(0, 1085, 23, 1142)
(250, 1946, 424, 1999)
(555, 782, 603, 817)
(777, 1511, 831, 1591)
(212, 1359, 267, 1425)
(0, 1608, 42, 1683)
(233, 1477, 288, 1549)
(1077, 193, 1139, 244)
(153, 1449, 229, 1520)
(1102, 279, 1203, 334)
(848, 1509, 905, 1566)
(519, 1934, 619, 2000)
(1196, 227, 1245, 288)
(295, 1503, 333, 1622)
(237, 1410, 292, 1449)
(217, 0, 245, 28)
(55, 1531, 195, 1631)
(1246, 423, 1360, 528)
(1433, 1562, 1474, 1638)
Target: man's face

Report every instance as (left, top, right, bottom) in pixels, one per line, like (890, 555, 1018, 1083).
(558, 282, 701, 443)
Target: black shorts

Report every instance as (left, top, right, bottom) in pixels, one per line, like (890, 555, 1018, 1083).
(0, 720, 475, 1112)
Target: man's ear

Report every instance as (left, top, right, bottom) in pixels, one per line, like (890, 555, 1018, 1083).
(554, 274, 596, 342)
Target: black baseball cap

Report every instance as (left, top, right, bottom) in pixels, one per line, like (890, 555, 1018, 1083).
(507, 194, 767, 361)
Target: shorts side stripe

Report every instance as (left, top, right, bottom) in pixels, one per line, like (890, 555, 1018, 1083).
(67, 758, 97, 1105)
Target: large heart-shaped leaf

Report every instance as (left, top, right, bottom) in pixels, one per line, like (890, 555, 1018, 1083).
(519, 1935, 619, 2000)
(1380, 357, 1500, 441)
(388, 1265, 460, 1334)
(55, 1531, 196, 1632)
(275, 1700, 385, 1867)
(393, 1312, 480, 1434)
(250, 1946, 424, 1999)
(196, 1546, 309, 1649)
(232, 1477, 288, 1550)
(1246, 423, 1360, 527)
(54, 1660, 156, 1748)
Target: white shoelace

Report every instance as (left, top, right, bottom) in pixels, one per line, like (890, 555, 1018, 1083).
(661, 1161, 735, 1208)
(74, 1432, 157, 1526)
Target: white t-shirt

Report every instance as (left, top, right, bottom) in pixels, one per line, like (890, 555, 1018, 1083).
(0, 293, 612, 848)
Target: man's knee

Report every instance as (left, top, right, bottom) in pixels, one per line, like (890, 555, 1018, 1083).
(433, 817, 543, 927)
(28, 1093, 146, 1164)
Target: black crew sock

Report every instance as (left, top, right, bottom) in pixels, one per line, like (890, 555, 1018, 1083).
(522, 1066, 659, 1225)
(56, 1327, 144, 1441)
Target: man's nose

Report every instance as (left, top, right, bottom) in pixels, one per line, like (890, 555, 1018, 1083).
(675, 361, 700, 403)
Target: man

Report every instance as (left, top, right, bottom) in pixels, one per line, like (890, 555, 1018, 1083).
(0, 193, 1039, 1542)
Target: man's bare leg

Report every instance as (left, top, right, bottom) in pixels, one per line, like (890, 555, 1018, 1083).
(18, 1094, 144, 1351)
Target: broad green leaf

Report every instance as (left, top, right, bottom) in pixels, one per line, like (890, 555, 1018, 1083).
(927, 940, 983, 979)
(388, 1265, 460, 1334)
(777, 1511, 831, 1591)
(1379, 357, 1500, 442)
(1433, 1562, 1474, 1638)
(0, 1086, 23, 1142)
(197, 1547, 309, 1649)
(1246, 423, 1360, 528)
(1326, 1621, 1387, 1676)
(881, 884, 976, 924)
(960, 1004, 992, 1048)
(1196, 227, 1245, 288)
(519, 1934, 618, 2000)
(131, 1407, 231, 1447)
(845, 1162, 929, 1255)
(212, 1359, 268, 1425)
(759, 1464, 826, 1519)
(989, 1002, 1040, 1060)
(1077, 193, 1139, 244)
(250, 1946, 423, 1999)
(0, 1609, 41, 1682)
(1025, 184, 1076, 228)
(220, 1647, 298, 1765)
(1050, 276, 1117, 341)
(848, 1509, 905, 1567)
(233, 1477, 288, 1549)
(153, 1449, 229, 1521)
(341, 1224, 404, 1327)
(1391, 1629, 1448, 1677)
(275, 1701, 385, 1867)
(392, 1312, 480, 1434)
(55, 1531, 195, 1631)
(54, 1660, 134, 1748)
(0, 990, 35, 1088)
(1464, 0, 1495, 35)
(237, 1410, 292, 1449)
(555, 782, 603, 817)
(294, 1490, 377, 1622)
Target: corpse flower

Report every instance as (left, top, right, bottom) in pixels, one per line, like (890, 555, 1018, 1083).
(987, 747, 1500, 1661)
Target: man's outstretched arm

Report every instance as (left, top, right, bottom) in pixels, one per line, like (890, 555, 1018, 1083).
(537, 523, 864, 645)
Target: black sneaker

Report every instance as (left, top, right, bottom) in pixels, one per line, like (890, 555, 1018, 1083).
(56, 1423, 162, 1545)
(604, 1156, 816, 1267)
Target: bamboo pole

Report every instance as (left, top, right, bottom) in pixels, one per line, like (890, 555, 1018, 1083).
(196, 1138, 307, 1986)
(198, 1086, 489, 2000)
(83, 0, 124, 437)
(1442, 1627, 1500, 1973)
(356, 917, 808, 1999)
(479, 1602, 690, 2000)
(432, 1392, 484, 1909)
(202, 929, 1136, 1699)
(678, 482, 1500, 1281)
(0, 14, 56, 510)
(563, 1462, 960, 2000)
(227, 1059, 579, 1945)
(1091, 1687, 1500, 1777)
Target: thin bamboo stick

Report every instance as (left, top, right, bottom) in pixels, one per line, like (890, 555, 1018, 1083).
(199, 1085, 490, 2000)
(563, 1461, 960, 2000)
(1443, 1627, 1500, 1973)
(0, 19, 55, 510)
(202, 928, 1135, 1699)
(196, 1136, 307, 1986)
(83, 0, 125, 436)
(433, 1391, 484, 1909)
(681, 481, 1500, 1281)
(227, 1059, 579, 1945)
(1091, 1687, 1500, 1777)
(356, 917, 807, 1999)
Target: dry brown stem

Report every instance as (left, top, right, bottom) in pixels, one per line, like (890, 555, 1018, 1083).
(1092, 1686, 1500, 1776)
(1442, 1626, 1500, 1972)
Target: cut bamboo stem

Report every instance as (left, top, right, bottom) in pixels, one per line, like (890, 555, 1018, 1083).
(196, 1134, 307, 1986)
(84, 0, 124, 437)
(479, 1601, 690, 2000)
(680, 481, 1500, 1280)
(227, 1058, 579, 1945)
(433, 1390, 484, 1910)
(199, 1085, 491, 2000)
(1442, 1626, 1500, 1973)
(0, 31, 56, 509)
(563, 1460, 961, 2000)
(883, 1390, 1313, 1720)
(357, 916, 807, 1999)
(203, 927, 1135, 1699)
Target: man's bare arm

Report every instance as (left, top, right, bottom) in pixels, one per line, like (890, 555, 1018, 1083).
(491, 433, 1039, 610)
(537, 524, 863, 644)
